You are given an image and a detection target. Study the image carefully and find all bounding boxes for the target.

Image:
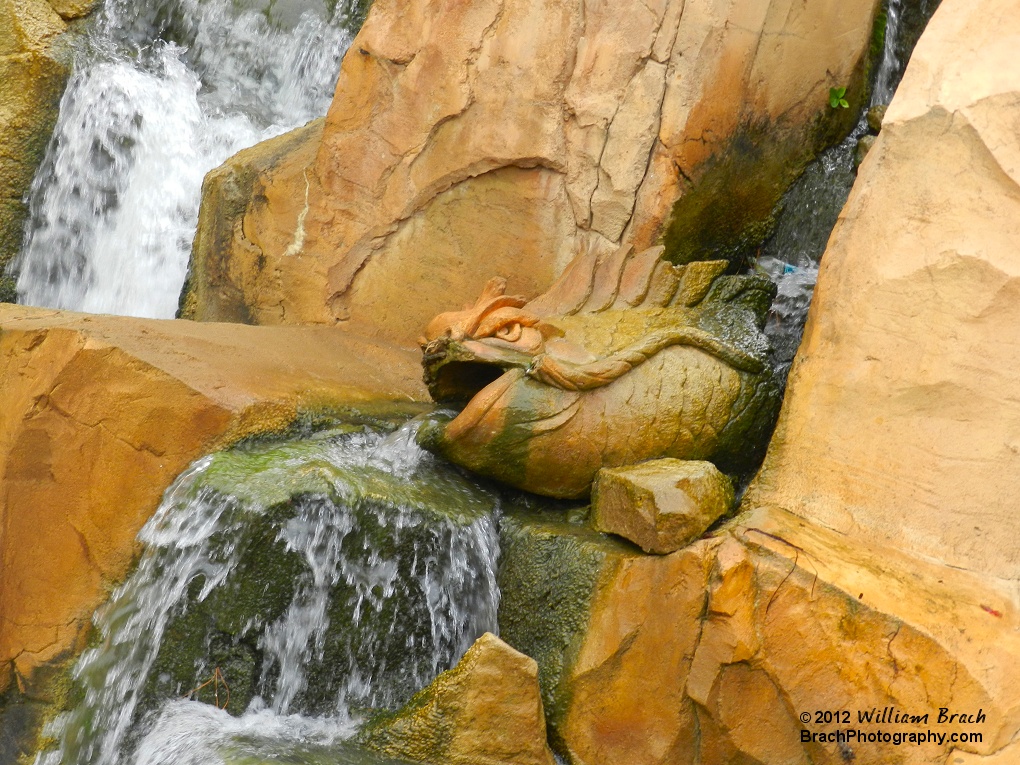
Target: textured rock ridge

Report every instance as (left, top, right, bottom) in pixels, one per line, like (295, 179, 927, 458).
(184, 0, 881, 344)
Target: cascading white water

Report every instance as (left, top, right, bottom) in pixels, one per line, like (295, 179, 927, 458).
(872, 0, 905, 107)
(12, 0, 355, 318)
(38, 421, 501, 765)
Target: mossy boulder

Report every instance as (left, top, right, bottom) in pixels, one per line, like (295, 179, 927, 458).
(496, 511, 634, 756)
(140, 426, 499, 720)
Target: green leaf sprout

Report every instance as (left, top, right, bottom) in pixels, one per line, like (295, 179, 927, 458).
(829, 86, 850, 109)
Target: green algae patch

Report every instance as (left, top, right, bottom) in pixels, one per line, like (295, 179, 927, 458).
(202, 424, 495, 524)
(497, 509, 635, 754)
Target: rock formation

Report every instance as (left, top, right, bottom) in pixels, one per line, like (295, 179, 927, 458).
(0, 304, 426, 752)
(500, 506, 1020, 765)
(742, 0, 1020, 583)
(496, 0, 1020, 761)
(360, 632, 556, 765)
(416, 246, 781, 498)
(182, 0, 881, 345)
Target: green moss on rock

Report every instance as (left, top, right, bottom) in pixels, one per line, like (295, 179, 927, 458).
(497, 510, 634, 753)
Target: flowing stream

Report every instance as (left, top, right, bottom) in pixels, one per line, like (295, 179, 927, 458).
(10, 0, 358, 318)
(38, 420, 501, 765)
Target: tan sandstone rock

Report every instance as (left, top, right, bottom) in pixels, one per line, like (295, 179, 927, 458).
(591, 459, 734, 554)
(742, 0, 1020, 582)
(0, 0, 70, 298)
(360, 632, 556, 765)
(501, 505, 1020, 765)
(184, 0, 880, 345)
(0, 304, 426, 700)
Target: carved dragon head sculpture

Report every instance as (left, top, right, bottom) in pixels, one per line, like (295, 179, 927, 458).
(417, 244, 782, 499)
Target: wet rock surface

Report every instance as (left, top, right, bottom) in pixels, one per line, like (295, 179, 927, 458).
(0, 304, 426, 714)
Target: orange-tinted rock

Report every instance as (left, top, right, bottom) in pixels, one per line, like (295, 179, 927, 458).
(0, 304, 426, 698)
(500, 507, 1020, 765)
(361, 632, 556, 765)
(0, 0, 70, 296)
(591, 459, 733, 554)
(184, 0, 882, 344)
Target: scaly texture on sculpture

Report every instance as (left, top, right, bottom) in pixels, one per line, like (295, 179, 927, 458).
(417, 244, 782, 498)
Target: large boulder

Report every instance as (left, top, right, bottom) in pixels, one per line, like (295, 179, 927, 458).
(182, 0, 881, 344)
(741, 0, 1020, 582)
(0, 304, 426, 743)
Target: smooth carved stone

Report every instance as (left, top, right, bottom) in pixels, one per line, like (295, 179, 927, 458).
(416, 245, 782, 499)
(742, 0, 1020, 581)
(360, 632, 556, 765)
(592, 459, 733, 554)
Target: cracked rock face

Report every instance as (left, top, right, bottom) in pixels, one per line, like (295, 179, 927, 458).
(183, 0, 881, 345)
(499, 506, 1020, 765)
(415, 245, 782, 498)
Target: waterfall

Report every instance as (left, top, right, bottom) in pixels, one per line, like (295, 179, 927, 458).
(11, 0, 356, 319)
(38, 420, 501, 765)
(872, 0, 905, 107)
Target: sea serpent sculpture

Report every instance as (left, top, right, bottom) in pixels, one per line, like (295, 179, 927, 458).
(416, 244, 782, 499)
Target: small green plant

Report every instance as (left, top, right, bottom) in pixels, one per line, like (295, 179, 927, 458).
(829, 86, 850, 109)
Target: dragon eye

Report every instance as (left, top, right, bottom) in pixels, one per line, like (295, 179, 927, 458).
(495, 323, 523, 342)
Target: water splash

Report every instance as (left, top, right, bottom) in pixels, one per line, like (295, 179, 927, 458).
(38, 421, 501, 765)
(13, 0, 354, 318)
